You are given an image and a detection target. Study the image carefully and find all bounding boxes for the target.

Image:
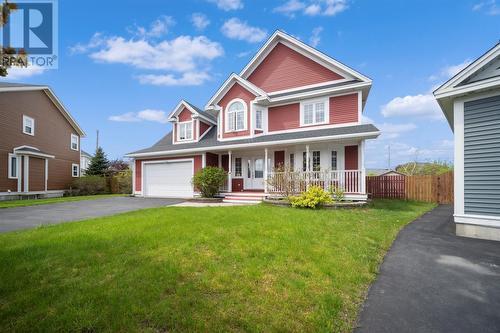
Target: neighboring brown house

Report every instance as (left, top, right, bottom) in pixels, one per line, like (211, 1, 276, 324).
(0, 82, 85, 199)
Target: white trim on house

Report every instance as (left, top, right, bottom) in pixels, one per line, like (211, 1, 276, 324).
(225, 98, 248, 133)
(72, 163, 80, 177)
(205, 73, 267, 110)
(22, 115, 35, 136)
(8, 153, 18, 179)
(455, 214, 500, 228)
(24, 156, 29, 192)
(239, 30, 371, 84)
(177, 120, 195, 142)
(71, 133, 79, 151)
(299, 97, 330, 127)
(267, 79, 351, 96)
(126, 131, 381, 158)
(168, 100, 217, 125)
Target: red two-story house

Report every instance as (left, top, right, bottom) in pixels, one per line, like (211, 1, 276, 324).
(127, 31, 380, 202)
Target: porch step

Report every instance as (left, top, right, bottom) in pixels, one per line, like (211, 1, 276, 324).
(222, 192, 266, 204)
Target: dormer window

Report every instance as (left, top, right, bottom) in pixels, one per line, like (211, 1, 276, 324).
(226, 100, 246, 132)
(178, 121, 193, 141)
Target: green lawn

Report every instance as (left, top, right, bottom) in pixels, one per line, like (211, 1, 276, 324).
(0, 200, 434, 332)
(0, 194, 126, 209)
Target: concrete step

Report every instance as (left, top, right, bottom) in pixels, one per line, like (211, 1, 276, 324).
(222, 199, 261, 204)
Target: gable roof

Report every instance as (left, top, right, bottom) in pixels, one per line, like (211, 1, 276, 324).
(0, 82, 86, 136)
(168, 100, 217, 124)
(434, 42, 500, 128)
(205, 73, 267, 109)
(127, 123, 380, 157)
(240, 30, 372, 84)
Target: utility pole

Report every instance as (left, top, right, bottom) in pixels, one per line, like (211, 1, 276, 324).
(96, 130, 99, 151)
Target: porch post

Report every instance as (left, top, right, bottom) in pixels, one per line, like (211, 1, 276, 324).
(306, 145, 310, 189)
(202, 153, 206, 168)
(218, 154, 222, 168)
(24, 155, 29, 192)
(264, 148, 268, 194)
(44, 158, 48, 192)
(17, 155, 22, 192)
(360, 141, 366, 194)
(228, 151, 232, 192)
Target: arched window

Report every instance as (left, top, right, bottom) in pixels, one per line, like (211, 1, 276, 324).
(227, 100, 246, 132)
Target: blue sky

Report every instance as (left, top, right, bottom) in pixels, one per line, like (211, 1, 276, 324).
(3, 0, 500, 168)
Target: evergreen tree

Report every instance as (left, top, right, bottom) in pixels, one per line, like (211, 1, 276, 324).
(85, 147, 110, 176)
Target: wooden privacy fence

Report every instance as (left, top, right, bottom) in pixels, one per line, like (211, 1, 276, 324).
(366, 171, 454, 204)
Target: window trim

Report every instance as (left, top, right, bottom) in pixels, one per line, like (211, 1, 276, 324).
(299, 97, 329, 127)
(331, 150, 338, 171)
(8, 153, 18, 179)
(177, 120, 194, 141)
(71, 133, 79, 151)
(225, 98, 247, 133)
(72, 163, 80, 177)
(312, 151, 321, 171)
(289, 153, 295, 171)
(23, 115, 35, 136)
(234, 157, 242, 177)
(255, 108, 263, 130)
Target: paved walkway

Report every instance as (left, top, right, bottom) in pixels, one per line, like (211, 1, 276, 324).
(0, 197, 184, 233)
(355, 205, 500, 333)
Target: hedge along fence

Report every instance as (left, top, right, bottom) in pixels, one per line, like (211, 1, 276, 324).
(366, 171, 454, 204)
(71, 171, 132, 195)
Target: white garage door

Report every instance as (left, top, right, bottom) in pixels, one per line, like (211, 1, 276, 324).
(143, 160, 193, 198)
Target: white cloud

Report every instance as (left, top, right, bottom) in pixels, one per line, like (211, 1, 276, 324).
(109, 109, 169, 124)
(473, 0, 500, 15)
(309, 26, 323, 47)
(381, 94, 444, 120)
(128, 16, 175, 38)
(221, 18, 268, 43)
(378, 122, 417, 139)
(69, 32, 105, 54)
(136, 71, 210, 86)
(2, 65, 46, 80)
(274, 0, 348, 17)
(191, 13, 210, 30)
(429, 59, 472, 81)
(207, 0, 243, 11)
(237, 50, 252, 58)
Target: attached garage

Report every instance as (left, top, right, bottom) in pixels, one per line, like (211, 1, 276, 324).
(142, 159, 194, 198)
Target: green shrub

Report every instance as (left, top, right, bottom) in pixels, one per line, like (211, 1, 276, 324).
(71, 176, 108, 195)
(110, 170, 132, 194)
(192, 167, 227, 198)
(289, 186, 333, 209)
(329, 185, 345, 202)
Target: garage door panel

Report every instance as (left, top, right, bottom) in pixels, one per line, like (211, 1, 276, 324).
(144, 160, 193, 197)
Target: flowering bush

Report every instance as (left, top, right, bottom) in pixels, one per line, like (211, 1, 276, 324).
(289, 186, 333, 209)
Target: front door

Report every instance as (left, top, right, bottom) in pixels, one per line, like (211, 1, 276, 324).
(244, 157, 265, 190)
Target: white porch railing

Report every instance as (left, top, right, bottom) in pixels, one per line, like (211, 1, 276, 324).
(220, 177, 229, 192)
(267, 170, 365, 195)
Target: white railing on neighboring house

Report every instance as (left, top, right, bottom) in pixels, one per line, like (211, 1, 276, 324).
(267, 170, 365, 195)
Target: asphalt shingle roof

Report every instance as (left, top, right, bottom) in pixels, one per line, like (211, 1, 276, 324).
(129, 123, 379, 155)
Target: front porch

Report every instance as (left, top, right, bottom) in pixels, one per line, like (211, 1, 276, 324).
(204, 139, 367, 201)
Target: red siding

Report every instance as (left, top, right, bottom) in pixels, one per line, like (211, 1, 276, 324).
(268, 93, 359, 132)
(344, 146, 359, 170)
(219, 83, 256, 139)
(247, 42, 344, 92)
(330, 93, 358, 124)
(199, 121, 211, 137)
(135, 155, 202, 192)
(178, 108, 192, 121)
(274, 151, 285, 168)
(268, 103, 300, 132)
(206, 152, 219, 167)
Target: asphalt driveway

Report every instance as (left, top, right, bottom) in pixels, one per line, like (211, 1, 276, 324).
(0, 197, 184, 232)
(355, 205, 500, 333)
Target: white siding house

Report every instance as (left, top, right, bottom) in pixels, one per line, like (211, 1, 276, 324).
(434, 42, 500, 241)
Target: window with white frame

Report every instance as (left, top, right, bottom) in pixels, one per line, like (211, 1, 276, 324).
(301, 99, 328, 126)
(8, 153, 18, 179)
(72, 163, 80, 177)
(23, 115, 34, 135)
(255, 109, 263, 130)
(289, 153, 295, 171)
(178, 122, 193, 141)
(302, 152, 307, 172)
(227, 100, 246, 132)
(71, 134, 79, 151)
(331, 151, 337, 170)
(312, 151, 321, 171)
(234, 158, 242, 177)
